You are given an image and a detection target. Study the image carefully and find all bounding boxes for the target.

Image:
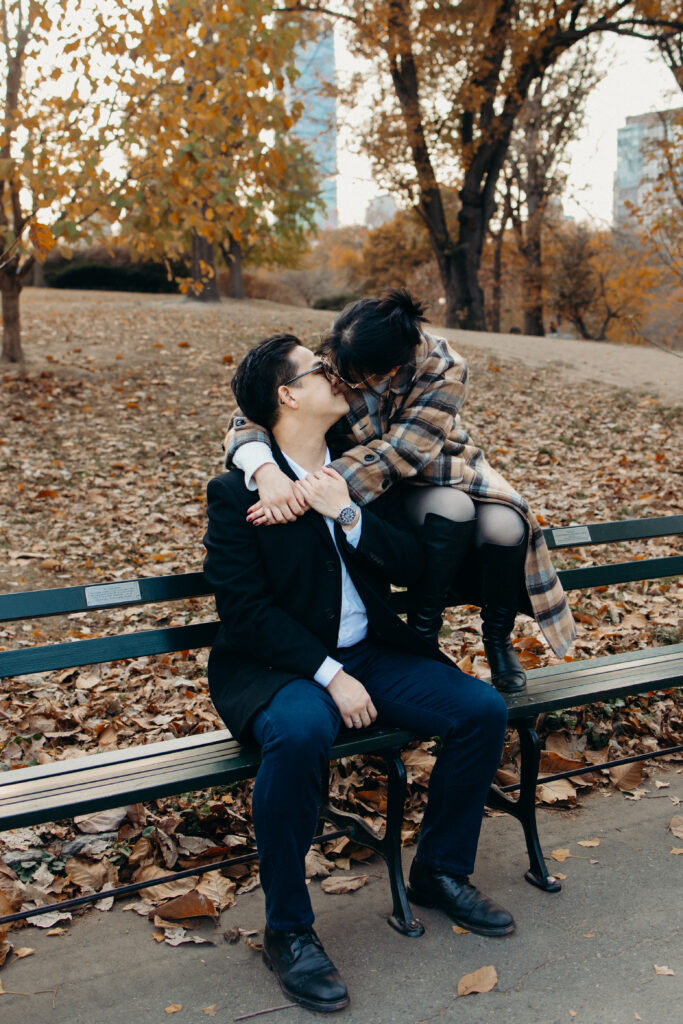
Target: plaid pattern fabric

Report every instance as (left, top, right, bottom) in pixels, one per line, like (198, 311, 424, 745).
(224, 333, 576, 657)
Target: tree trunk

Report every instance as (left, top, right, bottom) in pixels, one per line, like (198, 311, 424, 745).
(490, 228, 504, 333)
(1, 271, 23, 363)
(32, 260, 46, 287)
(190, 231, 220, 302)
(453, 191, 487, 331)
(227, 234, 244, 300)
(521, 193, 544, 335)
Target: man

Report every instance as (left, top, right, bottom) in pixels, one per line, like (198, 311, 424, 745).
(203, 334, 511, 1014)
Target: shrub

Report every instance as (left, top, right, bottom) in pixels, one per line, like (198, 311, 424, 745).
(311, 293, 362, 311)
(46, 260, 182, 293)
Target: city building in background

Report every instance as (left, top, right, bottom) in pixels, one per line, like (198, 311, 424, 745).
(613, 107, 682, 227)
(294, 24, 338, 229)
(365, 194, 398, 227)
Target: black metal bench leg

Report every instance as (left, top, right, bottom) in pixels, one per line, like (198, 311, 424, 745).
(517, 721, 561, 893)
(318, 750, 424, 937)
(381, 750, 425, 937)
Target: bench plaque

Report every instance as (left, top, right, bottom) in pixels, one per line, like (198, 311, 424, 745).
(85, 581, 142, 607)
(551, 526, 592, 545)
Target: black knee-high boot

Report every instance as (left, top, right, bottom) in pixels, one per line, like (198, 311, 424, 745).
(408, 514, 476, 646)
(480, 538, 527, 693)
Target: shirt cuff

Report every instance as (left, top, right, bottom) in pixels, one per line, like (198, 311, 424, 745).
(232, 442, 277, 491)
(343, 511, 362, 547)
(314, 657, 343, 688)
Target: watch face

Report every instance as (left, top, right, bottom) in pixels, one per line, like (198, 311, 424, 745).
(337, 504, 357, 525)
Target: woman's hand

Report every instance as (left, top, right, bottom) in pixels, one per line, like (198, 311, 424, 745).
(327, 669, 377, 729)
(247, 464, 308, 525)
(294, 466, 351, 521)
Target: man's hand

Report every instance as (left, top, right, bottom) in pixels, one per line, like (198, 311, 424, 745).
(327, 669, 377, 730)
(294, 467, 353, 522)
(247, 464, 308, 525)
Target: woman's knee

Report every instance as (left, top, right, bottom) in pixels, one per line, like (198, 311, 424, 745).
(404, 485, 476, 526)
(475, 503, 526, 546)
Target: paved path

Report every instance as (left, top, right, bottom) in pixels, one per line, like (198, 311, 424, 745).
(443, 328, 683, 405)
(4, 777, 681, 1024)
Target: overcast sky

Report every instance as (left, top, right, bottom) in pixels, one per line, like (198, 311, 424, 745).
(334, 34, 680, 228)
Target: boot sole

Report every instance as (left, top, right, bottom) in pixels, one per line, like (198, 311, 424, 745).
(407, 885, 516, 937)
(262, 950, 350, 1012)
(492, 680, 527, 695)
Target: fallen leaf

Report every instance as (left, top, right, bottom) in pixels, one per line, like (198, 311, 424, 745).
(65, 855, 116, 890)
(551, 849, 571, 862)
(654, 781, 670, 789)
(609, 761, 643, 791)
(165, 1005, 183, 1014)
(670, 848, 683, 855)
(12, 947, 35, 959)
(134, 866, 197, 902)
(537, 778, 577, 804)
(74, 807, 128, 833)
(653, 964, 674, 976)
(163, 927, 215, 947)
(195, 874, 236, 912)
(154, 891, 218, 920)
(203, 1007, 218, 1017)
(320, 874, 368, 894)
(457, 964, 498, 997)
(46, 928, 69, 936)
(667, 816, 683, 840)
(305, 849, 335, 878)
(452, 925, 469, 934)
(577, 838, 600, 848)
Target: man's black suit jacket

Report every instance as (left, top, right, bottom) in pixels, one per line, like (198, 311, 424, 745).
(203, 446, 448, 741)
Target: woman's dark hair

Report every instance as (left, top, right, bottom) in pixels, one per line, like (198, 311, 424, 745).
(321, 288, 428, 380)
(230, 334, 300, 430)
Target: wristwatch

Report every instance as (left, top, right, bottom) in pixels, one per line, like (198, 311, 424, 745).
(336, 502, 359, 526)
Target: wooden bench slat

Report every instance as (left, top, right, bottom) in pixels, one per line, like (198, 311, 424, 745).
(543, 515, 683, 549)
(0, 620, 220, 679)
(0, 572, 210, 623)
(556, 555, 683, 590)
(0, 725, 419, 831)
(509, 643, 683, 717)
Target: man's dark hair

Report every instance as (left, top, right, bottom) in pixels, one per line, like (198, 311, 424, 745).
(231, 334, 301, 430)
(320, 288, 428, 381)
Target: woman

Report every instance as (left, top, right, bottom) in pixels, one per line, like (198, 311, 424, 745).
(224, 290, 575, 691)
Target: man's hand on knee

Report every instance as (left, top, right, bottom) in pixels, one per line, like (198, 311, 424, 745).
(327, 669, 377, 730)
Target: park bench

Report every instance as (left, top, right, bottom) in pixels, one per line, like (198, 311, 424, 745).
(1, 514, 682, 937)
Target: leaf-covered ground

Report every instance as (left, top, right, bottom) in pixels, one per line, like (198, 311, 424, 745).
(1, 289, 681, 955)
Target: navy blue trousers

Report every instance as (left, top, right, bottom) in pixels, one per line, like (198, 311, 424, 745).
(250, 639, 507, 932)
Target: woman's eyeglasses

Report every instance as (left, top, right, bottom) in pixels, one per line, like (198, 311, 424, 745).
(281, 361, 336, 387)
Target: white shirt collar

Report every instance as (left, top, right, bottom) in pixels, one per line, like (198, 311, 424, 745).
(281, 447, 331, 480)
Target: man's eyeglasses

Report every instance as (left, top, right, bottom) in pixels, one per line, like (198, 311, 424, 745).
(281, 361, 336, 387)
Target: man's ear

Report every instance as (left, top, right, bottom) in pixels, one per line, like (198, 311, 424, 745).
(277, 385, 297, 408)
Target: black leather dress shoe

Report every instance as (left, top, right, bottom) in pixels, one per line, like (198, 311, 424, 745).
(407, 857, 515, 937)
(262, 925, 350, 1013)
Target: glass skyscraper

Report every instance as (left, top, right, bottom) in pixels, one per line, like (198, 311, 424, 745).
(294, 24, 338, 229)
